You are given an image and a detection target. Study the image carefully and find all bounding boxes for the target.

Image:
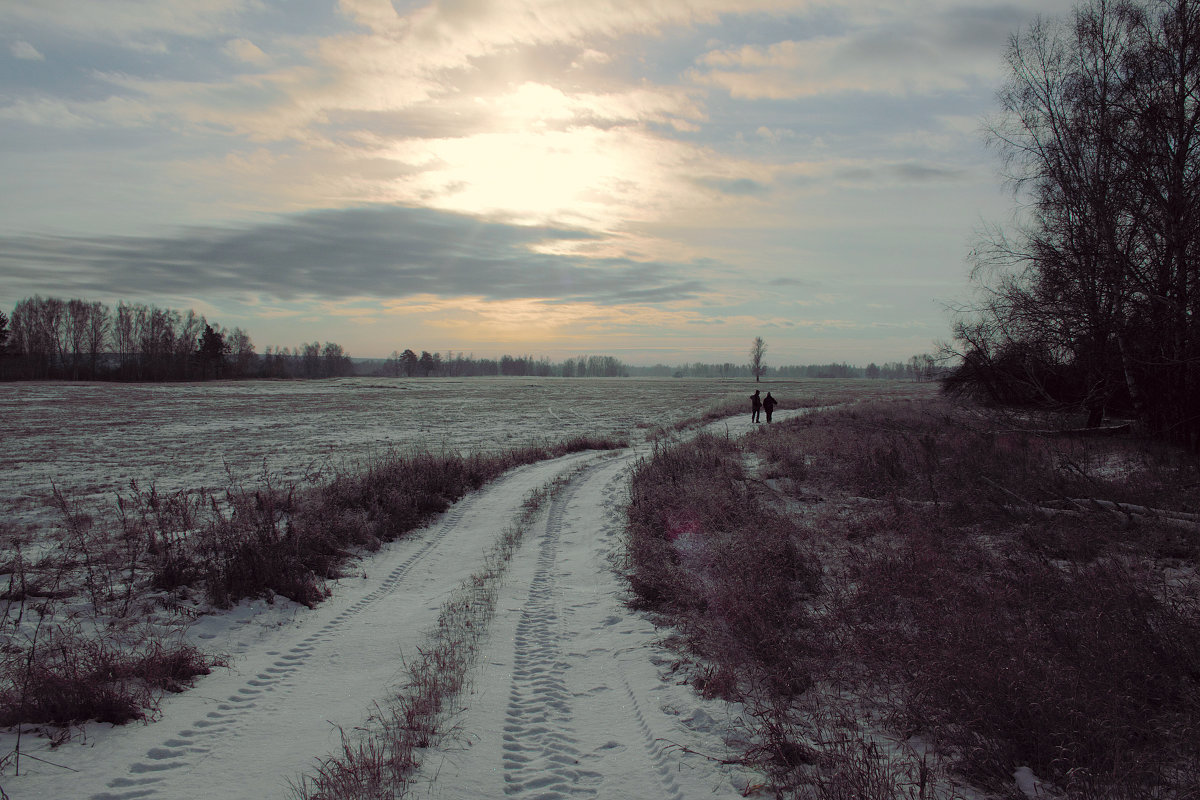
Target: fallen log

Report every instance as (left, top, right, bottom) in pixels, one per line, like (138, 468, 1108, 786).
(1005, 500, 1200, 533)
(992, 424, 1132, 438)
(1071, 498, 1200, 524)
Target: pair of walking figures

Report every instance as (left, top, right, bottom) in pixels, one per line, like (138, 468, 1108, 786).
(750, 389, 776, 423)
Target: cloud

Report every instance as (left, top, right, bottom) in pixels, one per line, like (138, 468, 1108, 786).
(383, 294, 719, 337)
(0, 97, 90, 128)
(890, 162, 964, 182)
(0, 0, 250, 42)
(692, 176, 770, 196)
(0, 204, 709, 305)
(0, 95, 156, 129)
(691, 3, 1070, 100)
(768, 276, 816, 288)
(339, 0, 802, 64)
(694, 36, 970, 99)
(222, 38, 269, 65)
(0, 0, 832, 238)
(828, 160, 966, 183)
(755, 126, 795, 143)
(11, 41, 44, 60)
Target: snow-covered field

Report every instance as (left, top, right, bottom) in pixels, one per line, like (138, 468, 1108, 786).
(0, 377, 748, 534)
(1, 378, 811, 799)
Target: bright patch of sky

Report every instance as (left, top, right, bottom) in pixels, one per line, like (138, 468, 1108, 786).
(0, 0, 1075, 365)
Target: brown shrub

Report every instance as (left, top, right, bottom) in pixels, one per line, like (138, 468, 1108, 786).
(626, 433, 820, 699)
(0, 625, 213, 726)
(145, 436, 628, 608)
(628, 397, 1200, 798)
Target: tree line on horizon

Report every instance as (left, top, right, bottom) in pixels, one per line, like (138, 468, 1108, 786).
(625, 357, 937, 381)
(377, 351, 938, 380)
(380, 349, 627, 378)
(0, 297, 632, 382)
(0, 296, 354, 381)
(0, 295, 938, 384)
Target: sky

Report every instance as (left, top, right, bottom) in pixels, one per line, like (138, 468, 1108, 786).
(0, 0, 1076, 366)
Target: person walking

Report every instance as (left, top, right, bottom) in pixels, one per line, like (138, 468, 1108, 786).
(762, 391, 777, 422)
(750, 389, 762, 423)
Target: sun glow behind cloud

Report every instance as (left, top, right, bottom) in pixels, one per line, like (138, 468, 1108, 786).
(378, 293, 731, 346)
(0, 0, 1080, 362)
(382, 126, 659, 227)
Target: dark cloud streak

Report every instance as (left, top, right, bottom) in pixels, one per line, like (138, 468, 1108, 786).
(0, 205, 708, 305)
(692, 176, 770, 196)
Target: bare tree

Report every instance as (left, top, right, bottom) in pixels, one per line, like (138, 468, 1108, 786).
(65, 299, 90, 380)
(83, 301, 109, 378)
(176, 310, 205, 379)
(419, 350, 436, 376)
(114, 302, 136, 379)
(750, 336, 768, 382)
(226, 327, 256, 378)
(301, 342, 322, 378)
(9, 296, 65, 378)
(321, 341, 352, 377)
(975, 0, 1141, 425)
(953, 0, 1200, 447)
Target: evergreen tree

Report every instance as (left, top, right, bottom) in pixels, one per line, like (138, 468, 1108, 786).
(401, 348, 418, 377)
(196, 323, 227, 379)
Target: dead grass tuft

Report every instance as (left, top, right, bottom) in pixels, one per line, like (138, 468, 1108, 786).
(0, 619, 213, 728)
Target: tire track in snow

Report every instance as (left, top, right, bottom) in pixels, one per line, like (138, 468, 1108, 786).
(498, 457, 687, 800)
(609, 659, 687, 800)
(501, 466, 601, 797)
(89, 493, 486, 800)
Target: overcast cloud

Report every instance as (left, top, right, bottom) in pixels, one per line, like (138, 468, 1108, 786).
(0, 206, 705, 304)
(0, 0, 1076, 363)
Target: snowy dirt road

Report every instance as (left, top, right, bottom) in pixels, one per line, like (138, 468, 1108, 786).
(5, 437, 761, 799)
(421, 451, 752, 800)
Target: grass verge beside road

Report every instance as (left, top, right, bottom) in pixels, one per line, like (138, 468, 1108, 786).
(0, 434, 626, 735)
(624, 397, 1200, 798)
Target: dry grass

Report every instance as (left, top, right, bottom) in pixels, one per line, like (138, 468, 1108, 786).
(1, 536, 216, 778)
(0, 620, 212, 728)
(1, 434, 626, 736)
(625, 395, 1200, 798)
(624, 432, 823, 790)
(154, 434, 628, 609)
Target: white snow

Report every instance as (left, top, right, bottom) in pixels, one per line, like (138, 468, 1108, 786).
(0, 378, 749, 533)
(1014, 766, 1055, 798)
(0, 387, 807, 800)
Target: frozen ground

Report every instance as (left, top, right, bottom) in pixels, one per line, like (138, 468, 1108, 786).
(0, 406, 805, 800)
(0, 377, 755, 534)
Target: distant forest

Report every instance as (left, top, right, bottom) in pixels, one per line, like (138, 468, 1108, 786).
(0, 296, 353, 381)
(0, 295, 936, 382)
(624, 360, 931, 381)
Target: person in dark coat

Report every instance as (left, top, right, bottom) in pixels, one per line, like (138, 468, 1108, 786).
(762, 391, 777, 422)
(750, 389, 761, 423)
